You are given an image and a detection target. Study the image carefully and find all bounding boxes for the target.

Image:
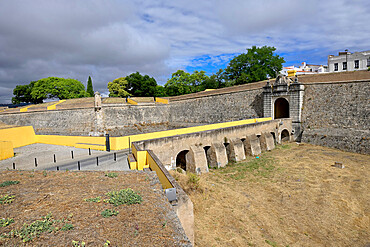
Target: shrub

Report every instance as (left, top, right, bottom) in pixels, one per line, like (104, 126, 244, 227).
(106, 188, 142, 206)
(0, 195, 15, 204)
(101, 209, 119, 218)
(0, 181, 19, 187)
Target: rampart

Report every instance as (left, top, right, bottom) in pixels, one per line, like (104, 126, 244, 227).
(0, 71, 369, 154)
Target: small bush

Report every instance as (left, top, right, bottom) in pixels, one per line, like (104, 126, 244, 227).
(0, 181, 19, 187)
(101, 209, 119, 218)
(61, 223, 74, 231)
(105, 172, 118, 178)
(106, 188, 142, 206)
(0, 218, 14, 227)
(0, 195, 15, 204)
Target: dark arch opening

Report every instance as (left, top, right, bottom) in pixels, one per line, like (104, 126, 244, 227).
(281, 129, 290, 142)
(203, 146, 212, 168)
(176, 150, 189, 171)
(270, 132, 276, 144)
(274, 98, 289, 119)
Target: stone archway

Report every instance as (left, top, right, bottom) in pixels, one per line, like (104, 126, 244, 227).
(281, 129, 290, 141)
(274, 98, 289, 119)
(176, 150, 189, 171)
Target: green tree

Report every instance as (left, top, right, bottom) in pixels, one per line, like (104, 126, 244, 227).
(30, 77, 88, 101)
(86, 76, 94, 97)
(126, 72, 158, 97)
(107, 77, 131, 97)
(164, 70, 210, 96)
(224, 46, 285, 85)
(164, 70, 192, 96)
(155, 85, 167, 97)
(11, 81, 43, 104)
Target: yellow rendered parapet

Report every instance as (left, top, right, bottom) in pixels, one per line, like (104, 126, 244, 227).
(112, 117, 272, 150)
(47, 100, 66, 110)
(0, 141, 14, 160)
(127, 98, 138, 105)
(0, 126, 36, 148)
(20, 105, 34, 112)
(155, 97, 169, 104)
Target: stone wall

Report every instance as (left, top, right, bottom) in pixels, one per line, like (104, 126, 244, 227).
(0, 108, 96, 135)
(301, 80, 370, 154)
(169, 89, 263, 124)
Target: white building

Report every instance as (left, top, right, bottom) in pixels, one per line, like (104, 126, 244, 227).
(281, 62, 327, 76)
(328, 50, 370, 73)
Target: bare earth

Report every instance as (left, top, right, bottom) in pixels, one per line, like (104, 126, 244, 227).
(0, 171, 190, 246)
(171, 143, 369, 247)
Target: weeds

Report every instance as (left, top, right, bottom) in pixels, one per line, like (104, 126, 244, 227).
(105, 172, 118, 178)
(220, 155, 276, 180)
(101, 209, 119, 218)
(1, 213, 74, 242)
(43, 171, 47, 177)
(84, 196, 101, 203)
(72, 240, 86, 247)
(265, 239, 278, 247)
(0, 218, 14, 227)
(0, 180, 20, 187)
(188, 173, 200, 188)
(104, 240, 111, 246)
(106, 188, 142, 206)
(0, 194, 15, 204)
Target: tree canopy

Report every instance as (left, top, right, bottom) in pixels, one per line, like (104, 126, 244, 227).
(126, 72, 158, 97)
(86, 76, 94, 97)
(164, 70, 210, 96)
(224, 46, 285, 85)
(107, 77, 131, 97)
(12, 77, 88, 104)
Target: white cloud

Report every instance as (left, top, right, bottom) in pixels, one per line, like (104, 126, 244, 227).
(0, 0, 369, 103)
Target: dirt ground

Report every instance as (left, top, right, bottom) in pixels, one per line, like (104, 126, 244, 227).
(171, 143, 369, 247)
(0, 171, 190, 246)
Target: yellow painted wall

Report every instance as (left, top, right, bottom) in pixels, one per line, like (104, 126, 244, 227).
(47, 100, 66, 110)
(147, 151, 173, 189)
(127, 98, 138, 105)
(36, 135, 105, 149)
(0, 126, 36, 148)
(0, 141, 14, 160)
(155, 97, 169, 104)
(20, 105, 34, 112)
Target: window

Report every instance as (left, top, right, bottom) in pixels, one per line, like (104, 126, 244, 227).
(354, 60, 359, 69)
(334, 63, 338, 71)
(367, 57, 370, 67)
(343, 62, 347, 70)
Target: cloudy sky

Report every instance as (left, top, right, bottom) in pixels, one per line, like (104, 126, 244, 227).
(0, 0, 369, 103)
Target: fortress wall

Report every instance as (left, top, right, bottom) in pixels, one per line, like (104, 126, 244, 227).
(169, 88, 264, 124)
(301, 80, 370, 154)
(0, 108, 95, 135)
(102, 104, 169, 127)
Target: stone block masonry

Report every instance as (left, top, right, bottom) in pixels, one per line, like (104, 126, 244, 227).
(301, 80, 370, 154)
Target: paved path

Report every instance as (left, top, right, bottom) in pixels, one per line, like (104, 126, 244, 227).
(0, 144, 130, 171)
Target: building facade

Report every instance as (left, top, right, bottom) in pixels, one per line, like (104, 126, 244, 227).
(328, 50, 370, 73)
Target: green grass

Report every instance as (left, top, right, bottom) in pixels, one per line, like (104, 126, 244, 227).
(101, 209, 119, 218)
(219, 154, 276, 180)
(106, 188, 142, 206)
(265, 239, 278, 247)
(0, 180, 20, 187)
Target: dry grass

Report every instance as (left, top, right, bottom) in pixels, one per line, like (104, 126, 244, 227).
(102, 97, 127, 104)
(172, 143, 370, 247)
(0, 171, 189, 246)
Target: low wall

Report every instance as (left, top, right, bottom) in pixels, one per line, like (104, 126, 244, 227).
(0, 126, 36, 148)
(0, 141, 13, 160)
